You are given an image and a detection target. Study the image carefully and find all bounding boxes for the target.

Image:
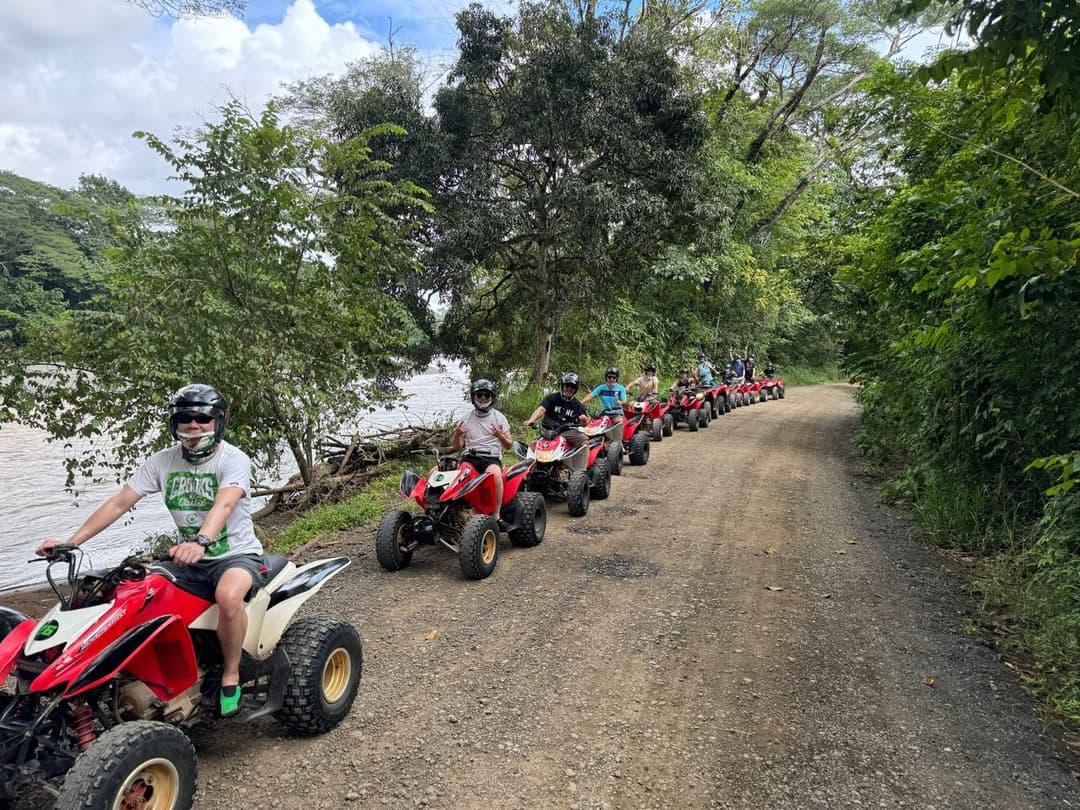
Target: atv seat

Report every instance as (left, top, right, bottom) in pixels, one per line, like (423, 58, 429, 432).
(149, 555, 290, 603)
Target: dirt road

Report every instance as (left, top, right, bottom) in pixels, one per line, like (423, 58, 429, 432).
(13, 384, 1080, 808)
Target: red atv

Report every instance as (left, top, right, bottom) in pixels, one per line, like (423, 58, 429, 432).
(376, 451, 546, 580)
(521, 423, 611, 516)
(758, 374, 786, 400)
(669, 387, 712, 431)
(697, 381, 730, 419)
(0, 545, 361, 809)
(616, 406, 651, 466)
(584, 412, 626, 475)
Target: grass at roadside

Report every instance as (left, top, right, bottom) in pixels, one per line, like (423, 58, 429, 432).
(778, 363, 843, 387)
(263, 461, 410, 555)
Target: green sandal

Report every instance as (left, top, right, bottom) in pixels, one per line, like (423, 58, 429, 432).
(219, 685, 242, 718)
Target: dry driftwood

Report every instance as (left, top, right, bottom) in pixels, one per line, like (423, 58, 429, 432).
(251, 424, 451, 517)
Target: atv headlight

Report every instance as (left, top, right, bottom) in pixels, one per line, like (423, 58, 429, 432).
(535, 450, 555, 462)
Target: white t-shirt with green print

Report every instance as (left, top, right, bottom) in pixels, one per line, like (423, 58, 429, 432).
(128, 441, 262, 558)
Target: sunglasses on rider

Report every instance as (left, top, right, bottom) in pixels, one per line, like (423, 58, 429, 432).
(474, 392, 492, 400)
(176, 412, 214, 424)
(606, 375, 617, 380)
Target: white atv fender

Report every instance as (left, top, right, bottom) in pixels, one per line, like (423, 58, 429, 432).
(189, 557, 351, 658)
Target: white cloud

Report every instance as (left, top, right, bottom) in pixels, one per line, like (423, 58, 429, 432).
(0, 0, 379, 194)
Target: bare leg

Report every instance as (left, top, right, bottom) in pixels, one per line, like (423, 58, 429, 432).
(487, 462, 504, 508)
(215, 566, 254, 686)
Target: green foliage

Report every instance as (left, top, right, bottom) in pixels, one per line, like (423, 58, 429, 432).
(0, 172, 126, 344)
(1, 102, 431, 488)
(976, 491, 1080, 721)
(271, 470, 403, 553)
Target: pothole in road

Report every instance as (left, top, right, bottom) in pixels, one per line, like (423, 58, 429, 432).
(601, 505, 640, 516)
(566, 524, 613, 535)
(584, 554, 661, 578)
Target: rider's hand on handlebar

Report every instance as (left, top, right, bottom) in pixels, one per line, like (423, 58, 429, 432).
(168, 542, 206, 567)
(36, 538, 71, 557)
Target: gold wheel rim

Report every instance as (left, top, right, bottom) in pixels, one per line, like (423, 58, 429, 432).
(322, 647, 352, 703)
(481, 529, 497, 565)
(114, 758, 180, 810)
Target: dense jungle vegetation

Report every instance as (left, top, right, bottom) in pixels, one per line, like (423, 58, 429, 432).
(0, 1, 1077, 722)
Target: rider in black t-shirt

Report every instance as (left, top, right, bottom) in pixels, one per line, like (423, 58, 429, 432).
(525, 372, 589, 469)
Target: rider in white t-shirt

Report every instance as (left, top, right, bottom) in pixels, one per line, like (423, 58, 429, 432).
(36, 383, 262, 718)
(446, 379, 513, 508)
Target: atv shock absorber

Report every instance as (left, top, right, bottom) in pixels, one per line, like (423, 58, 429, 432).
(70, 700, 96, 752)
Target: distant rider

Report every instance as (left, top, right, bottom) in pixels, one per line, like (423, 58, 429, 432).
(35, 384, 262, 719)
(627, 364, 661, 401)
(696, 353, 717, 387)
(745, 355, 757, 382)
(580, 367, 627, 423)
(670, 368, 696, 393)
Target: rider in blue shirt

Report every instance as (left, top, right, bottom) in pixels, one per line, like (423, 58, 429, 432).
(581, 367, 628, 422)
(696, 353, 717, 386)
(730, 352, 746, 380)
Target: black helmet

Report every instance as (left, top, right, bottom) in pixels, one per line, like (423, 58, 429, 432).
(605, 366, 619, 380)
(644, 364, 656, 373)
(560, 372, 580, 399)
(471, 378, 496, 413)
(679, 368, 690, 376)
(169, 383, 228, 463)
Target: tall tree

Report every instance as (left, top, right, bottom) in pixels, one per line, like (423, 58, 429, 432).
(431, 1, 707, 381)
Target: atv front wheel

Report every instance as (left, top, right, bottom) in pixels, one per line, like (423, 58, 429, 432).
(687, 409, 698, 431)
(628, 432, 650, 465)
(589, 457, 611, 500)
(508, 492, 547, 547)
(375, 509, 414, 571)
(651, 418, 663, 442)
(460, 514, 500, 579)
(699, 407, 711, 428)
(567, 470, 591, 516)
(55, 721, 196, 810)
(276, 617, 363, 735)
(607, 441, 624, 475)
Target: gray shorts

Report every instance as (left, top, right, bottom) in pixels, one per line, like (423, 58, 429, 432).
(153, 553, 265, 602)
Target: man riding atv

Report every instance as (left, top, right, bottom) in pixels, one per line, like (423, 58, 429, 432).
(524, 372, 588, 470)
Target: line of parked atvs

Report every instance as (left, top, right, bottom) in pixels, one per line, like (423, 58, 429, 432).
(376, 373, 786, 580)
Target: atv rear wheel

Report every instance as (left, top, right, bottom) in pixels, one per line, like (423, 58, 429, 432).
(628, 432, 650, 465)
(778, 386, 785, 399)
(710, 397, 720, 418)
(508, 491, 546, 547)
(460, 514, 500, 579)
(687, 409, 698, 431)
(662, 413, 674, 436)
(375, 509, 414, 571)
(608, 441, 624, 476)
(589, 457, 611, 500)
(276, 617, 363, 734)
(55, 720, 196, 810)
(567, 470, 591, 516)
(699, 407, 711, 428)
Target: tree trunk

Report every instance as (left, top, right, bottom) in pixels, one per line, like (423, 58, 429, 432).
(529, 245, 555, 384)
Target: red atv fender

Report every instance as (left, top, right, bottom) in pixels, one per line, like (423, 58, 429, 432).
(620, 413, 647, 443)
(31, 614, 198, 701)
(501, 459, 534, 504)
(0, 613, 35, 681)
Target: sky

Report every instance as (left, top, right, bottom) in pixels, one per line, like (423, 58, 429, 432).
(0, 0, 488, 195)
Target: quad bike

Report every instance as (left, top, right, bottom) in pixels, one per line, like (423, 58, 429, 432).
(616, 406, 651, 466)
(520, 422, 611, 516)
(584, 412, 626, 476)
(624, 397, 668, 443)
(697, 381, 730, 419)
(759, 374, 786, 399)
(376, 450, 546, 580)
(668, 387, 712, 431)
(0, 544, 362, 810)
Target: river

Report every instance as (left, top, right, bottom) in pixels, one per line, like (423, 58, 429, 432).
(0, 362, 470, 592)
